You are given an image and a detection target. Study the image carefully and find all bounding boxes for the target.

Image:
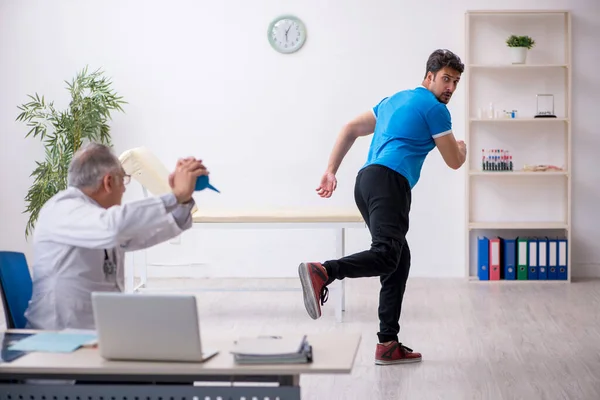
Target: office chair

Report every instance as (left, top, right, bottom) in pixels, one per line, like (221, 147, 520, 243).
(0, 251, 33, 329)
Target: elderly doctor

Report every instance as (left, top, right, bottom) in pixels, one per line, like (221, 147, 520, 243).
(24, 142, 207, 330)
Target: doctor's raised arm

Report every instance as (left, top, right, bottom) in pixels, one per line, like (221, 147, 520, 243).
(33, 143, 206, 249)
(25, 142, 209, 330)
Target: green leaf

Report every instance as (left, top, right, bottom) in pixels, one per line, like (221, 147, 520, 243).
(505, 34, 536, 49)
(16, 66, 126, 237)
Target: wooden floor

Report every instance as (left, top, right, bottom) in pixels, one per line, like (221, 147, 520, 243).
(143, 276, 600, 400)
(4, 276, 600, 399)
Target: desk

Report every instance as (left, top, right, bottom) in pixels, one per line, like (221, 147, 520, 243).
(128, 209, 365, 323)
(0, 332, 361, 400)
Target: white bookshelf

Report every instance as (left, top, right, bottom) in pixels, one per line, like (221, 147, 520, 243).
(469, 171, 568, 177)
(464, 10, 572, 282)
(470, 118, 569, 122)
(469, 64, 569, 69)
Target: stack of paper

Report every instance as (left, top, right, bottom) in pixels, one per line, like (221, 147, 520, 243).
(231, 335, 312, 365)
(8, 332, 97, 353)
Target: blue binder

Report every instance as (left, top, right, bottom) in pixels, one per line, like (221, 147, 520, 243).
(558, 238, 568, 280)
(548, 238, 558, 280)
(537, 238, 548, 280)
(477, 236, 489, 280)
(516, 237, 528, 280)
(502, 238, 516, 280)
(528, 239, 539, 280)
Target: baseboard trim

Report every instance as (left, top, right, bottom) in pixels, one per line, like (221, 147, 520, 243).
(143, 263, 600, 279)
(144, 264, 463, 279)
(145, 264, 212, 278)
(572, 263, 600, 278)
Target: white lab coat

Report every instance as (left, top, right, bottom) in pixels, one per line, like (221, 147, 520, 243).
(24, 186, 194, 330)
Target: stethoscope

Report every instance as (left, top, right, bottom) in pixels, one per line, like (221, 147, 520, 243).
(103, 249, 117, 279)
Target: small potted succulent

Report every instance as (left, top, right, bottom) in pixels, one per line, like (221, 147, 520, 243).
(506, 34, 535, 64)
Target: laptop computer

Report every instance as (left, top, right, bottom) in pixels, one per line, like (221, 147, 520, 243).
(91, 292, 218, 362)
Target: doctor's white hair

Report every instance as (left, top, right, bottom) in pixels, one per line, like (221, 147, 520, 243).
(67, 142, 122, 189)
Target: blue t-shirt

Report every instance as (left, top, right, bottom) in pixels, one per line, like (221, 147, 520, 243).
(363, 86, 452, 188)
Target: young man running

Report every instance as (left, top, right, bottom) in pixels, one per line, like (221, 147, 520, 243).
(298, 49, 467, 365)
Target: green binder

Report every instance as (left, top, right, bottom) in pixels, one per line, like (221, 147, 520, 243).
(517, 237, 528, 280)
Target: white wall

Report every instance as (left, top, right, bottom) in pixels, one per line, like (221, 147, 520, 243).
(0, 0, 598, 279)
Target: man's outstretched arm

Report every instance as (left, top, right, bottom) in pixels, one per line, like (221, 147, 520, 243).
(326, 111, 376, 175)
(317, 111, 376, 198)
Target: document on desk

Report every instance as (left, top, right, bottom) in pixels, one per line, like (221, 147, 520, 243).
(61, 329, 98, 347)
(8, 332, 98, 353)
(231, 335, 313, 364)
(0, 332, 34, 362)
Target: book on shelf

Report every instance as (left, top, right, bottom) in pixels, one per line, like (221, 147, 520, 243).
(477, 235, 567, 281)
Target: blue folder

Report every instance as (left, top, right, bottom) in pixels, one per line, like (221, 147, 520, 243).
(528, 239, 539, 280)
(537, 238, 548, 280)
(548, 238, 558, 280)
(558, 239, 568, 280)
(502, 238, 516, 280)
(477, 236, 489, 281)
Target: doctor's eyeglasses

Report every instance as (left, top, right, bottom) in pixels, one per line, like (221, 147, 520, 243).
(122, 174, 131, 185)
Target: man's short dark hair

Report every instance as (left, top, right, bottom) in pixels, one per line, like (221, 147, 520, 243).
(424, 49, 464, 79)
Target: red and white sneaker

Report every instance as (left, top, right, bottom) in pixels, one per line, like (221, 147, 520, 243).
(298, 262, 330, 319)
(375, 342, 422, 365)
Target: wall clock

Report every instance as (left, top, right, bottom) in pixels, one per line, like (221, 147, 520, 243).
(267, 15, 307, 54)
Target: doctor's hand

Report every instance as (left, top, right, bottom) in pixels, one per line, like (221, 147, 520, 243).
(168, 157, 194, 188)
(170, 158, 209, 204)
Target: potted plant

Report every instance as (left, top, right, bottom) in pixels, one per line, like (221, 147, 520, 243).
(16, 66, 126, 236)
(506, 34, 535, 64)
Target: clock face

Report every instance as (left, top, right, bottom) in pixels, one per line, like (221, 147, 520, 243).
(268, 16, 306, 54)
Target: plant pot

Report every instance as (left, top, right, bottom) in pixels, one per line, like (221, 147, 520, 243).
(510, 47, 528, 64)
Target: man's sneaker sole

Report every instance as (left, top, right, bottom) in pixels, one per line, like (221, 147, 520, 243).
(298, 262, 320, 319)
(375, 357, 422, 365)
